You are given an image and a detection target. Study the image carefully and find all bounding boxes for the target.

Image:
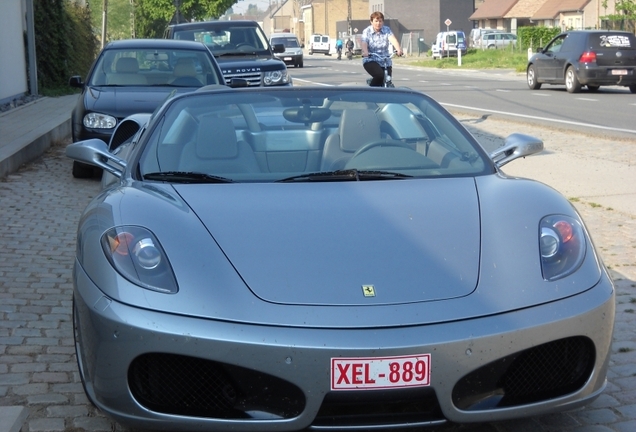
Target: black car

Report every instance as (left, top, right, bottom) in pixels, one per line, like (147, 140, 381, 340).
(69, 39, 229, 178)
(527, 30, 636, 93)
(164, 20, 292, 87)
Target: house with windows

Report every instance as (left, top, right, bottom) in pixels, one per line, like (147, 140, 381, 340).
(470, 0, 618, 33)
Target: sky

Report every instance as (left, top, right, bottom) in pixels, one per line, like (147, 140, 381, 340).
(231, 0, 273, 14)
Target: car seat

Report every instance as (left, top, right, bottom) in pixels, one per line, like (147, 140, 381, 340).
(179, 116, 260, 174)
(107, 57, 147, 85)
(320, 109, 382, 171)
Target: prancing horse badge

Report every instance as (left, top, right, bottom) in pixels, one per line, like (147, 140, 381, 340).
(362, 285, 376, 297)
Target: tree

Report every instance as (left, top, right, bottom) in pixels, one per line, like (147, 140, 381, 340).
(601, 0, 636, 32)
(133, 0, 237, 38)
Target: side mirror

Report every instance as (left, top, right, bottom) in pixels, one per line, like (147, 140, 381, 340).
(228, 78, 249, 88)
(69, 75, 84, 88)
(490, 133, 544, 168)
(536, 47, 543, 53)
(66, 139, 126, 178)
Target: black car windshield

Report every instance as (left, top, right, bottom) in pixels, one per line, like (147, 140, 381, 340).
(138, 88, 492, 183)
(173, 25, 270, 55)
(88, 48, 222, 87)
(271, 37, 300, 48)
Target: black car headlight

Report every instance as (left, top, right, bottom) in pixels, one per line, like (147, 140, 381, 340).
(101, 226, 178, 293)
(264, 70, 291, 86)
(539, 215, 586, 281)
(83, 112, 117, 129)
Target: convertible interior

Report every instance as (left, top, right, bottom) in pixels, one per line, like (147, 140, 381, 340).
(140, 90, 488, 181)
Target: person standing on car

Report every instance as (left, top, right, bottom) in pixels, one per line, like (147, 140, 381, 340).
(360, 11, 403, 86)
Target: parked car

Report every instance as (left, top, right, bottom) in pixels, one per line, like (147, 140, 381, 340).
(270, 32, 304, 68)
(309, 34, 331, 55)
(469, 28, 504, 48)
(68, 38, 228, 178)
(431, 31, 467, 59)
(527, 30, 636, 93)
(165, 20, 292, 87)
(67, 85, 614, 432)
(480, 32, 517, 49)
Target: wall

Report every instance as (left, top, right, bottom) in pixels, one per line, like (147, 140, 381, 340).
(0, 0, 28, 103)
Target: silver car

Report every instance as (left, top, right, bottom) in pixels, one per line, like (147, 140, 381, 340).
(67, 86, 615, 431)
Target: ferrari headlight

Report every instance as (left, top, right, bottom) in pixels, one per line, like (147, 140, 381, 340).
(83, 112, 117, 129)
(263, 69, 291, 86)
(101, 226, 178, 293)
(539, 215, 586, 281)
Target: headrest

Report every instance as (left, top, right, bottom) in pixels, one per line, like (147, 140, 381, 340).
(115, 57, 139, 73)
(339, 109, 381, 152)
(196, 117, 238, 159)
(173, 59, 197, 77)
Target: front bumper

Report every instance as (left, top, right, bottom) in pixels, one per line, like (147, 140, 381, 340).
(74, 261, 615, 431)
(275, 53, 303, 65)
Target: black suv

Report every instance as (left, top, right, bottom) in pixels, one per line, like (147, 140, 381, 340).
(165, 20, 292, 87)
(527, 30, 636, 93)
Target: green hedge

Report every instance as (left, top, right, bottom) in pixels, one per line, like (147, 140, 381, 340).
(32, 0, 99, 92)
(517, 26, 561, 50)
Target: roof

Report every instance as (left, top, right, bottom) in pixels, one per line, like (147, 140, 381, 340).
(532, 0, 591, 20)
(104, 39, 210, 51)
(470, 0, 519, 20)
(504, 0, 547, 19)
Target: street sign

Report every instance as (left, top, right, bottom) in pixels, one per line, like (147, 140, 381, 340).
(444, 19, 452, 26)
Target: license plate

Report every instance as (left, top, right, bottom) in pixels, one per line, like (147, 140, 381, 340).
(331, 354, 431, 390)
(611, 69, 628, 75)
(284, 57, 292, 61)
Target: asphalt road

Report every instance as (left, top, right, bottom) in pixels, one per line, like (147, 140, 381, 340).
(291, 54, 636, 139)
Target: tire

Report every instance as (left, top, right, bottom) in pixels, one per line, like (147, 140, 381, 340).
(72, 161, 95, 179)
(308, 50, 313, 55)
(565, 66, 581, 93)
(298, 60, 304, 68)
(587, 85, 600, 92)
(527, 64, 541, 90)
(629, 84, 636, 94)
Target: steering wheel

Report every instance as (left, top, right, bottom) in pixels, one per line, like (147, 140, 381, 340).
(350, 140, 415, 160)
(236, 43, 252, 49)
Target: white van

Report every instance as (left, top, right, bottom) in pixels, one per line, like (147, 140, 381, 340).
(431, 31, 467, 59)
(270, 33, 304, 67)
(309, 34, 330, 55)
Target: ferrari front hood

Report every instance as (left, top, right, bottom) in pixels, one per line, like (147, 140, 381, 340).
(176, 178, 480, 306)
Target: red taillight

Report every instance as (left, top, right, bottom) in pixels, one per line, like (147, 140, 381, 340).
(579, 51, 597, 63)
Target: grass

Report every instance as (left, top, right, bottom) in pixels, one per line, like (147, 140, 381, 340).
(406, 47, 530, 73)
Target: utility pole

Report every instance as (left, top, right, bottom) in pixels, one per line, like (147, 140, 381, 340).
(347, 0, 351, 36)
(101, 0, 108, 48)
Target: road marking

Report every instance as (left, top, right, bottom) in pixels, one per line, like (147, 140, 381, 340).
(291, 78, 334, 86)
(576, 98, 598, 102)
(496, 89, 511, 92)
(532, 93, 551, 96)
(440, 83, 452, 86)
(442, 103, 636, 135)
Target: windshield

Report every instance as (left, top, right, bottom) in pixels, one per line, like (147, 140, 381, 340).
(139, 89, 491, 183)
(271, 37, 300, 48)
(173, 25, 270, 55)
(89, 47, 221, 87)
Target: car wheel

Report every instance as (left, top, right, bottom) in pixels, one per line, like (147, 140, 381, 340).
(587, 85, 600, 92)
(565, 66, 581, 93)
(488, 45, 495, 49)
(299, 60, 304, 68)
(527, 64, 541, 90)
(629, 84, 636, 94)
(72, 161, 95, 179)
(308, 50, 313, 55)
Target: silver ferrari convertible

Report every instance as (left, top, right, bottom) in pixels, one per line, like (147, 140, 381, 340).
(67, 86, 615, 431)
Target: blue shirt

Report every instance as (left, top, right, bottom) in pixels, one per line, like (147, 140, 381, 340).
(361, 25, 394, 66)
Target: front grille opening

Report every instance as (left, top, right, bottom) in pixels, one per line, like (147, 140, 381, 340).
(313, 387, 445, 428)
(453, 336, 595, 410)
(129, 353, 305, 419)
